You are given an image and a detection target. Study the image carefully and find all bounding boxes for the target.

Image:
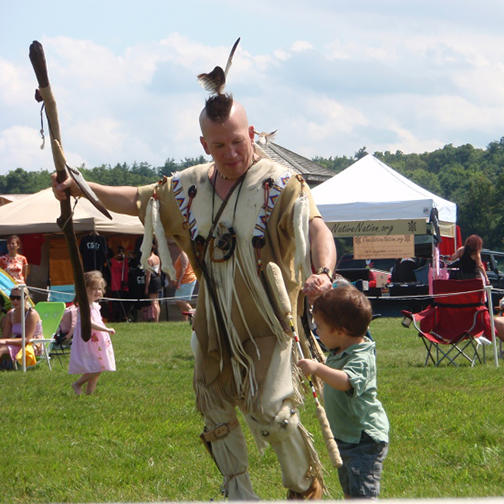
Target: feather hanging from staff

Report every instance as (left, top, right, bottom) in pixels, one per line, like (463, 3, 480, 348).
(197, 37, 240, 95)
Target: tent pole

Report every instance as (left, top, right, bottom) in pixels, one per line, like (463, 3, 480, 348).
(20, 284, 26, 372)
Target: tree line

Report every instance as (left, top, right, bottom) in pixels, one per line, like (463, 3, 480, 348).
(2, 139, 504, 249)
(0, 157, 206, 195)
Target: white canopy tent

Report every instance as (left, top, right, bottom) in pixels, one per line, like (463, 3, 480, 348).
(0, 188, 143, 235)
(311, 154, 456, 227)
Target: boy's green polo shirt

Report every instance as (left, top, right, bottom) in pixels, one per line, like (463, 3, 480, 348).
(324, 338, 389, 444)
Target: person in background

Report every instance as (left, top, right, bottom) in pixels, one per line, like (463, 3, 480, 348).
(69, 271, 115, 395)
(449, 234, 489, 284)
(167, 240, 197, 321)
(0, 286, 42, 368)
(0, 295, 7, 334)
(55, 302, 78, 346)
(0, 235, 29, 284)
(297, 285, 389, 499)
(390, 257, 416, 283)
(109, 246, 129, 322)
(447, 234, 504, 342)
(144, 244, 162, 322)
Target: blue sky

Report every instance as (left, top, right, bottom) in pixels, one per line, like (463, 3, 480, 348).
(2, 0, 504, 174)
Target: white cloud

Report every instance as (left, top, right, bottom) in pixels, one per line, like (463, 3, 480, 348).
(0, 126, 54, 172)
(452, 66, 504, 106)
(0, 59, 33, 106)
(415, 95, 504, 132)
(380, 125, 445, 156)
(325, 40, 352, 61)
(4, 8, 504, 176)
(67, 117, 127, 159)
(291, 41, 313, 52)
(305, 96, 369, 136)
(273, 49, 290, 62)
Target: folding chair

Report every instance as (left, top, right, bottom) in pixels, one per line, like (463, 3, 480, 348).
(31, 302, 66, 370)
(401, 278, 492, 367)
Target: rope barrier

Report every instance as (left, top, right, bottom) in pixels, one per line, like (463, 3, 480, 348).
(26, 285, 198, 304)
(19, 283, 504, 305)
(10, 281, 502, 373)
(366, 286, 504, 301)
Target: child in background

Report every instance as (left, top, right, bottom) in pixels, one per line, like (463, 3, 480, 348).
(297, 285, 389, 499)
(55, 302, 78, 345)
(69, 271, 116, 395)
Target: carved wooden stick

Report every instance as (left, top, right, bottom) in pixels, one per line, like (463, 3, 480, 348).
(29, 41, 91, 342)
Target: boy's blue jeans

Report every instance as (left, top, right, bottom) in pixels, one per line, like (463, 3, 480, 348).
(336, 431, 388, 498)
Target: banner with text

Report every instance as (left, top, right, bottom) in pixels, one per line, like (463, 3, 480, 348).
(329, 219, 426, 237)
(353, 234, 415, 259)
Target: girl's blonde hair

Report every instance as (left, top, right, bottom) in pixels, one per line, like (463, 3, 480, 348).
(84, 270, 107, 291)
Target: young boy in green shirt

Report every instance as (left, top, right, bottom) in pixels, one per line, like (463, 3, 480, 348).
(297, 285, 389, 499)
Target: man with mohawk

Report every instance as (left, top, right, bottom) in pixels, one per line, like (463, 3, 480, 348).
(53, 38, 335, 500)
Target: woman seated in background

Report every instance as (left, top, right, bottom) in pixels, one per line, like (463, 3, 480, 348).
(449, 234, 489, 285)
(0, 287, 42, 368)
(55, 302, 78, 346)
(449, 234, 504, 341)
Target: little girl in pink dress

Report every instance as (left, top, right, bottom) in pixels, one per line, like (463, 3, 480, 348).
(69, 271, 115, 395)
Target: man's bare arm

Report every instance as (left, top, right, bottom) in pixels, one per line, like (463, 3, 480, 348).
(86, 182, 139, 216)
(309, 216, 336, 274)
(302, 216, 337, 303)
(52, 174, 139, 216)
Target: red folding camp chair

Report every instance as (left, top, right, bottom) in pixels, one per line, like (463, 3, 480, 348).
(402, 278, 492, 367)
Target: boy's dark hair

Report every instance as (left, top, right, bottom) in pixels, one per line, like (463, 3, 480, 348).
(204, 93, 234, 122)
(313, 285, 372, 338)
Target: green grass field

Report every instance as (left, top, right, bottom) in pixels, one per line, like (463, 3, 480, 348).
(1, 318, 503, 502)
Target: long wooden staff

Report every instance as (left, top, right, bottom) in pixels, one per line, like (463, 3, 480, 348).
(29, 41, 91, 341)
(265, 262, 342, 468)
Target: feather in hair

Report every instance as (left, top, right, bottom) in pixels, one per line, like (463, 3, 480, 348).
(197, 37, 240, 95)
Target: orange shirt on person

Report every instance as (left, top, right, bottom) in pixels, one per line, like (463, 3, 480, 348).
(174, 256, 197, 286)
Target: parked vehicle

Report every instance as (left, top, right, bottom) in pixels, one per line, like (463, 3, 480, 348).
(479, 249, 504, 309)
(481, 249, 504, 291)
